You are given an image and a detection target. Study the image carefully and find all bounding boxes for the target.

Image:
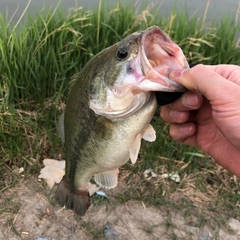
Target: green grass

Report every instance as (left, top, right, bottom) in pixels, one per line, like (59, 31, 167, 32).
(1, 0, 240, 228)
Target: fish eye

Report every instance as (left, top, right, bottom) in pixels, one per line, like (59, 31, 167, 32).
(116, 45, 129, 60)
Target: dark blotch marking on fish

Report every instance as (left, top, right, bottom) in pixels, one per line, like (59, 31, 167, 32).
(90, 84, 96, 95)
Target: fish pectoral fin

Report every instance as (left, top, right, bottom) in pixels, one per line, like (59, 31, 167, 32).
(142, 124, 156, 142)
(129, 133, 141, 164)
(94, 169, 119, 189)
(58, 112, 65, 142)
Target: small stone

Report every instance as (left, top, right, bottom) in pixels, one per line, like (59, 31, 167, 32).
(228, 218, 240, 235)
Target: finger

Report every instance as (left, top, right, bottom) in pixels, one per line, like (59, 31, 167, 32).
(160, 105, 199, 124)
(160, 91, 202, 123)
(160, 106, 190, 123)
(167, 91, 203, 111)
(204, 64, 240, 83)
(169, 123, 197, 145)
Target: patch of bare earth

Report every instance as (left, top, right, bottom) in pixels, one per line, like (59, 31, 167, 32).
(0, 177, 240, 240)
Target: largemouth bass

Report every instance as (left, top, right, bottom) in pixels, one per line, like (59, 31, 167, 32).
(56, 26, 189, 216)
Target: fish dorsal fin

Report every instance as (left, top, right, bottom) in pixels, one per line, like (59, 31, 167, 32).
(94, 169, 119, 189)
(58, 112, 65, 142)
(129, 133, 141, 164)
(142, 124, 156, 142)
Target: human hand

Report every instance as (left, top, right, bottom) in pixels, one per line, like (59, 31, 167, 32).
(160, 64, 240, 176)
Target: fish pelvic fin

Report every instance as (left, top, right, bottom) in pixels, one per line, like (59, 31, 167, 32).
(129, 133, 141, 164)
(94, 169, 119, 189)
(142, 124, 156, 142)
(56, 177, 90, 216)
(129, 126, 156, 165)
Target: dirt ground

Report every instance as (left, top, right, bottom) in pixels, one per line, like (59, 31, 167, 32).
(1, 177, 240, 240)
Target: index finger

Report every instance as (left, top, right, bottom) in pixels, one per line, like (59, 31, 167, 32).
(204, 64, 240, 83)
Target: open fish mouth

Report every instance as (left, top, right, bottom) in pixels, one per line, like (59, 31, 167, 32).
(139, 26, 189, 92)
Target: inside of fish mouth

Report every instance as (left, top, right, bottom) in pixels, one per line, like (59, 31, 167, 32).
(143, 33, 175, 76)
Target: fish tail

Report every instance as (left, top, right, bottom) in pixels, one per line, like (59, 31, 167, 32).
(56, 176, 90, 216)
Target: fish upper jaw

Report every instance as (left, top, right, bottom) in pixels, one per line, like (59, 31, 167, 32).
(136, 26, 189, 92)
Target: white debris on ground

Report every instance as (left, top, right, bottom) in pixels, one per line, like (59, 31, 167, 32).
(38, 159, 65, 189)
(143, 169, 158, 178)
(143, 168, 180, 183)
(160, 171, 180, 183)
(228, 218, 240, 235)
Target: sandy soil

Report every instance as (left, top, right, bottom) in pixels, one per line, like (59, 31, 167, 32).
(1, 177, 240, 240)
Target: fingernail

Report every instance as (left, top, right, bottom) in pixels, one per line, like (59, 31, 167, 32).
(169, 69, 186, 79)
(183, 92, 198, 107)
(170, 110, 184, 122)
(180, 124, 192, 134)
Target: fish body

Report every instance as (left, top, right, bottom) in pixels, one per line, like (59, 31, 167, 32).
(56, 26, 189, 216)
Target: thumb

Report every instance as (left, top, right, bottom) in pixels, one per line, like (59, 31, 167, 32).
(169, 64, 239, 102)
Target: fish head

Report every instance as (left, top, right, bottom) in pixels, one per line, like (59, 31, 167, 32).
(89, 26, 189, 119)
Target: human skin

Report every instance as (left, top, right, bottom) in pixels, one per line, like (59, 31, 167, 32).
(160, 64, 240, 177)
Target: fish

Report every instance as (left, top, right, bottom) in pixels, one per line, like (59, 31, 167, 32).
(56, 26, 189, 216)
